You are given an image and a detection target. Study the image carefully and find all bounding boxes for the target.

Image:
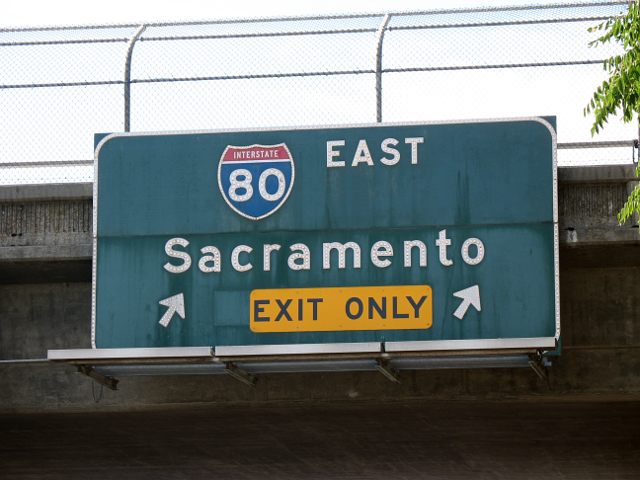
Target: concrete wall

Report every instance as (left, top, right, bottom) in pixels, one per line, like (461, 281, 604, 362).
(2, 257, 639, 412)
(1, 167, 639, 412)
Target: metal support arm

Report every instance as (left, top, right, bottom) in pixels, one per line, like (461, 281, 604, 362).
(77, 365, 119, 390)
(225, 362, 257, 387)
(376, 358, 400, 383)
(124, 24, 147, 132)
(528, 351, 550, 386)
(375, 14, 391, 123)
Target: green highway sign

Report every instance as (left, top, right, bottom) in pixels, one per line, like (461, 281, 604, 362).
(93, 119, 559, 354)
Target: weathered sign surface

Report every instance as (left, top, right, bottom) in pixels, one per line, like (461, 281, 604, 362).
(93, 119, 559, 353)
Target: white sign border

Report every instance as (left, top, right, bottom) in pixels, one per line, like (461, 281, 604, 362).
(91, 116, 559, 354)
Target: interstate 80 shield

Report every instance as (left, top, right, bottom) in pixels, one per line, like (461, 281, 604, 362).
(218, 144, 295, 220)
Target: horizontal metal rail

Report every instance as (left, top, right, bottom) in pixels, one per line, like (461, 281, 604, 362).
(136, 15, 612, 43)
(0, 28, 377, 47)
(558, 140, 637, 149)
(386, 15, 612, 31)
(138, 27, 377, 42)
(0, 79, 124, 89)
(384, 59, 605, 74)
(0, 15, 616, 48)
(0, 141, 635, 170)
(1, 70, 375, 89)
(0, 358, 49, 364)
(131, 69, 376, 84)
(0, 37, 129, 47)
(0, 59, 608, 90)
(0, 160, 93, 168)
(0, 1, 626, 33)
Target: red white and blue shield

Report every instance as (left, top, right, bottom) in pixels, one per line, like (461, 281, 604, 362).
(218, 144, 295, 220)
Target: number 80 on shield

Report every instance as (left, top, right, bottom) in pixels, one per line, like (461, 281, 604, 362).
(218, 143, 295, 221)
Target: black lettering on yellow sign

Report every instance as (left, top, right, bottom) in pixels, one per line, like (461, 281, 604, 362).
(254, 298, 324, 322)
(250, 285, 432, 333)
(344, 295, 428, 321)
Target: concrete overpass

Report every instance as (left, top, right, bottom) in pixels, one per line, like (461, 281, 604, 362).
(1, 165, 639, 478)
(1, 164, 639, 409)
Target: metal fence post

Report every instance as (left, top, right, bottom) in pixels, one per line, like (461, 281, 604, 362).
(375, 14, 391, 123)
(124, 24, 147, 132)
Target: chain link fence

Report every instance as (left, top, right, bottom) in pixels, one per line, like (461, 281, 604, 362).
(1, 1, 638, 185)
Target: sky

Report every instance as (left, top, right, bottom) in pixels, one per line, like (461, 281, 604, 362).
(3, 0, 568, 28)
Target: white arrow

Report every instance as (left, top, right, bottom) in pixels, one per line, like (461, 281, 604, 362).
(158, 293, 185, 328)
(453, 285, 481, 320)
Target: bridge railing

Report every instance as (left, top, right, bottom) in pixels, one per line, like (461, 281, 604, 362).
(1, 1, 637, 185)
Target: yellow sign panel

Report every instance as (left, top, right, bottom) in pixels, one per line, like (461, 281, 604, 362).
(250, 285, 432, 333)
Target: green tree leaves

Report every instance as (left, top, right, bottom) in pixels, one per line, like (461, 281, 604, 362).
(584, 2, 640, 135)
(585, 1, 640, 228)
(618, 163, 640, 226)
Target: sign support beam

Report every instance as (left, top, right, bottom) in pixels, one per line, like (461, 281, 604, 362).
(376, 359, 401, 384)
(77, 365, 119, 391)
(528, 351, 550, 385)
(225, 362, 257, 387)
